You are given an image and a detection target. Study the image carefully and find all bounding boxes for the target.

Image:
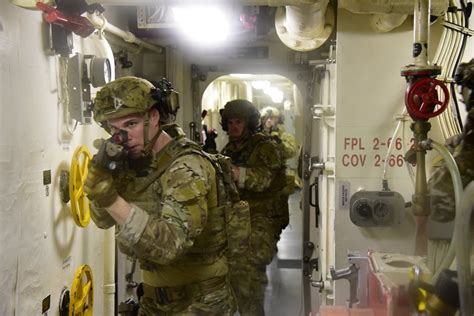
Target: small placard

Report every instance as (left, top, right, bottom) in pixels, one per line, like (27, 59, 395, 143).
(338, 181, 350, 210)
(43, 170, 52, 185)
(42, 295, 51, 313)
(62, 256, 71, 269)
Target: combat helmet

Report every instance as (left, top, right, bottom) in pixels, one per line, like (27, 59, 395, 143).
(93, 76, 180, 160)
(260, 105, 283, 124)
(220, 99, 261, 134)
(260, 106, 280, 118)
(93, 76, 156, 125)
(93, 76, 180, 129)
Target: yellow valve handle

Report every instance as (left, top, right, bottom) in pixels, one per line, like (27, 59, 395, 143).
(69, 145, 92, 227)
(70, 264, 94, 316)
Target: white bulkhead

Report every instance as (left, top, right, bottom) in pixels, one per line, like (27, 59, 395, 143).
(0, 0, 473, 315)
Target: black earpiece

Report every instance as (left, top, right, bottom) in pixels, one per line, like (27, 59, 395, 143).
(150, 78, 180, 120)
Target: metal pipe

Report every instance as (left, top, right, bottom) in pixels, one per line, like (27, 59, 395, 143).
(86, 12, 163, 54)
(8, 0, 53, 9)
(413, 0, 430, 66)
(89, 0, 328, 5)
(285, 2, 328, 39)
(104, 33, 143, 55)
(410, 121, 431, 256)
(103, 228, 116, 315)
(339, 0, 447, 16)
(90, 0, 447, 14)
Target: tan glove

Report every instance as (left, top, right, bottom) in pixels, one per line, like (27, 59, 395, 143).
(84, 162, 118, 207)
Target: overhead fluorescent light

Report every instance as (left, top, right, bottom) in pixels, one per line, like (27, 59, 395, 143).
(172, 6, 229, 43)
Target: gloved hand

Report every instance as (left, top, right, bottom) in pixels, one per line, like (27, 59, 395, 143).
(444, 134, 462, 154)
(84, 160, 118, 208)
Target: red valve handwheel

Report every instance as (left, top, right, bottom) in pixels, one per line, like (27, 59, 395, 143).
(405, 78, 449, 120)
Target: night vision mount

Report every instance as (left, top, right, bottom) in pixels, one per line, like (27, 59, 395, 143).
(150, 78, 180, 121)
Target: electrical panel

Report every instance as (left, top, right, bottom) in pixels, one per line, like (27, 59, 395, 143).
(349, 190, 405, 227)
(67, 53, 112, 124)
(67, 53, 92, 124)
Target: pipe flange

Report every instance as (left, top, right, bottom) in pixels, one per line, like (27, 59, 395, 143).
(401, 64, 442, 78)
(275, 4, 334, 52)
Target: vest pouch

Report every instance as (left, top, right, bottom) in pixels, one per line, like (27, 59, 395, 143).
(224, 199, 250, 260)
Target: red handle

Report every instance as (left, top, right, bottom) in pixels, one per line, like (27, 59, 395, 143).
(405, 78, 449, 120)
(36, 2, 95, 38)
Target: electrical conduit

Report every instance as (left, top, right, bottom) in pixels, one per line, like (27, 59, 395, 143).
(86, 11, 163, 54)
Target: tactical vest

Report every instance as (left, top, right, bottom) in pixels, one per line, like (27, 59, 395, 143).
(223, 133, 287, 200)
(116, 133, 250, 268)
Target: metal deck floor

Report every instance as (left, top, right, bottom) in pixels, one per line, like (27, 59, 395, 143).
(265, 191, 303, 316)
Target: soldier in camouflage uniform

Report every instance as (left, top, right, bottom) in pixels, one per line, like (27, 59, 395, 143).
(428, 59, 474, 272)
(429, 59, 474, 222)
(220, 100, 285, 316)
(84, 76, 235, 315)
(260, 106, 299, 235)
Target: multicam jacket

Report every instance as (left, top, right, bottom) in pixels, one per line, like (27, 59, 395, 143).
(90, 126, 229, 287)
(264, 125, 298, 161)
(429, 110, 474, 222)
(222, 132, 285, 215)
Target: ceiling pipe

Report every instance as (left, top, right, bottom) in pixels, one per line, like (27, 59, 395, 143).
(87, 0, 331, 5)
(339, 0, 448, 16)
(370, 13, 408, 33)
(8, 0, 54, 9)
(275, 0, 334, 51)
(88, 0, 448, 14)
(341, 0, 448, 33)
(86, 11, 164, 54)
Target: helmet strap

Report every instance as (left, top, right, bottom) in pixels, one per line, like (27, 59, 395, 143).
(142, 111, 163, 157)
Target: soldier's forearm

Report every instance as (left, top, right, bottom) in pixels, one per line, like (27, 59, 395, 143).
(105, 195, 133, 225)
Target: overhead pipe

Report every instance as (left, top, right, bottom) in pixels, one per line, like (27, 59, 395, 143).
(339, 0, 448, 16)
(8, 0, 163, 54)
(89, 0, 336, 5)
(413, 0, 430, 67)
(8, 0, 54, 9)
(86, 11, 163, 54)
(275, 0, 333, 51)
(88, 0, 448, 14)
(370, 13, 408, 33)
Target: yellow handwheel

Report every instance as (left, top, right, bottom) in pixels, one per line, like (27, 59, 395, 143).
(70, 264, 94, 316)
(69, 145, 92, 227)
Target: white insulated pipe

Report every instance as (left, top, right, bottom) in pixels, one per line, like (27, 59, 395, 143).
(103, 228, 116, 315)
(339, 0, 447, 16)
(370, 13, 408, 33)
(86, 12, 163, 54)
(285, 2, 328, 39)
(413, 0, 430, 66)
(88, 0, 331, 5)
(8, 0, 54, 9)
(89, 0, 448, 17)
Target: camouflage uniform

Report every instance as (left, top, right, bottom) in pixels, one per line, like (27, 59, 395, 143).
(221, 100, 286, 316)
(262, 124, 298, 234)
(428, 60, 474, 272)
(429, 59, 474, 222)
(429, 109, 474, 222)
(89, 77, 235, 315)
